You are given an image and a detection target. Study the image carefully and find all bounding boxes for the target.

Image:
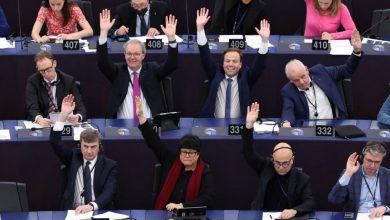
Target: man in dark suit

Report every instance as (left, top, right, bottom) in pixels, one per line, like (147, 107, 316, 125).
(328, 141, 390, 218)
(50, 95, 117, 214)
(25, 51, 86, 127)
(242, 102, 315, 218)
(280, 29, 362, 127)
(109, 0, 170, 38)
(196, 8, 268, 118)
(98, 9, 178, 119)
(208, 0, 266, 35)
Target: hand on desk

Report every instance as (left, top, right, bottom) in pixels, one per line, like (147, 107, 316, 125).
(166, 202, 183, 211)
(279, 209, 297, 219)
(67, 114, 80, 124)
(37, 35, 50, 43)
(36, 117, 53, 127)
(75, 204, 93, 215)
(147, 27, 160, 37)
(321, 32, 333, 40)
(369, 206, 387, 219)
(116, 25, 129, 36)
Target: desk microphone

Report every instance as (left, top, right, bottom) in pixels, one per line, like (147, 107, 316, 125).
(361, 15, 389, 38)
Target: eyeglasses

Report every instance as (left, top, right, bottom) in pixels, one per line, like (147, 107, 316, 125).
(364, 158, 382, 166)
(125, 52, 143, 58)
(37, 61, 54, 74)
(180, 150, 198, 157)
(273, 157, 293, 168)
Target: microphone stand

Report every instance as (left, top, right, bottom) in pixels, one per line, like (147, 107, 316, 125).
(184, 0, 193, 48)
(361, 10, 389, 39)
(16, 0, 25, 50)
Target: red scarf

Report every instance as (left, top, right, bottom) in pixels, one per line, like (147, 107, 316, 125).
(154, 157, 205, 209)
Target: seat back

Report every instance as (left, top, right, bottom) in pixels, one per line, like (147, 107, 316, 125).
(74, 0, 94, 31)
(160, 76, 175, 112)
(337, 78, 354, 118)
(151, 163, 162, 207)
(0, 181, 29, 212)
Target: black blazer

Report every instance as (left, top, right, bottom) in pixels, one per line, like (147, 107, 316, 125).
(208, 0, 266, 35)
(241, 128, 315, 213)
(97, 42, 178, 118)
(25, 70, 87, 121)
(49, 130, 118, 210)
(109, 1, 171, 37)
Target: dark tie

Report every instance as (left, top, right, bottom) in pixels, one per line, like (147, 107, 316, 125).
(132, 72, 141, 121)
(83, 161, 92, 204)
(139, 14, 147, 36)
(44, 82, 57, 113)
(225, 78, 233, 118)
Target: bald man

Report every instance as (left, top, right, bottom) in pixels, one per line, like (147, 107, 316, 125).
(280, 29, 362, 127)
(242, 102, 315, 218)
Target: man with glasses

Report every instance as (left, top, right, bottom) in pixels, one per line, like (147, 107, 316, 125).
(328, 141, 390, 218)
(242, 102, 315, 219)
(280, 29, 362, 127)
(135, 96, 215, 211)
(109, 0, 170, 38)
(97, 9, 178, 119)
(25, 51, 86, 127)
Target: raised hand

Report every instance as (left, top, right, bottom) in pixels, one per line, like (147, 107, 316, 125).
(59, 95, 75, 122)
(351, 29, 362, 53)
(345, 152, 360, 176)
(161, 14, 177, 41)
(135, 96, 147, 124)
(255, 19, 270, 43)
(246, 102, 260, 129)
(99, 9, 116, 36)
(196, 7, 210, 31)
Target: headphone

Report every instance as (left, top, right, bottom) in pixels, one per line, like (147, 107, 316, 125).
(77, 128, 104, 153)
(272, 146, 295, 155)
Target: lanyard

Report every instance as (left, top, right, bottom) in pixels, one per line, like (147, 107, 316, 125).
(232, 3, 248, 34)
(362, 173, 379, 207)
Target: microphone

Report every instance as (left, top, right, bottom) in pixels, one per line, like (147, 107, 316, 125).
(184, 0, 193, 48)
(361, 15, 389, 38)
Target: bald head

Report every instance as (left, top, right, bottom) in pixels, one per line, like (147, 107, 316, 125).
(272, 142, 294, 175)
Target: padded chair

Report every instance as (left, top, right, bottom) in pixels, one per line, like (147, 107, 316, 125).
(337, 78, 354, 118)
(160, 76, 175, 112)
(0, 181, 29, 212)
(151, 163, 162, 207)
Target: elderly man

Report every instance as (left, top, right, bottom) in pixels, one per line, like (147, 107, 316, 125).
(98, 9, 177, 119)
(242, 102, 315, 219)
(109, 0, 170, 38)
(196, 8, 269, 118)
(280, 29, 362, 127)
(328, 141, 390, 218)
(26, 51, 86, 127)
(50, 95, 117, 214)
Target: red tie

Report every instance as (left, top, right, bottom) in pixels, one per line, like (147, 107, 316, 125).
(133, 72, 141, 120)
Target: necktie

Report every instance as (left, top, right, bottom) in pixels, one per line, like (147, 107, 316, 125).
(83, 161, 92, 204)
(45, 82, 57, 113)
(139, 14, 147, 36)
(132, 72, 141, 120)
(225, 78, 233, 118)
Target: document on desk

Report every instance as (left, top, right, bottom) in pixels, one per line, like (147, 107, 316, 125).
(65, 210, 93, 220)
(0, 130, 10, 140)
(218, 35, 243, 42)
(130, 35, 183, 44)
(245, 35, 274, 49)
(329, 39, 353, 55)
(356, 213, 381, 220)
(0, 37, 15, 49)
(254, 121, 279, 133)
(22, 121, 43, 130)
(262, 212, 282, 220)
(92, 211, 129, 219)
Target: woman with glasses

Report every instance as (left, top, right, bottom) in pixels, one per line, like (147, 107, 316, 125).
(242, 102, 315, 219)
(31, 0, 93, 43)
(135, 97, 215, 211)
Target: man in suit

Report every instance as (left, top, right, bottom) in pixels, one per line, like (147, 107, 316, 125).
(208, 0, 266, 35)
(196, 8, 268, 118)
(98, 9, 178, 119)
(109, 0, 170, 38)
(50, 95, 117, 214)
(25, 51, 86, 127)
(280, 29, 362, 127)
(242, 102, 315, 219)
(328, 141, 390, 218)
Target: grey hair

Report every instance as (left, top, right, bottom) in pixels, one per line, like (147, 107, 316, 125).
(123, 39, 146, 54)
(285, 59, 306, 77)
(363, 141, 387, 157)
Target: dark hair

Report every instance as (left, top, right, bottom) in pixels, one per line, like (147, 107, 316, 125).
(223, 48, 243, 62)
(363, 141, 387, 157)
(80, 129, 101, 143)
(42, 0, 74, 27)
(178, 134, 201, 152)
(34, 50, 55, 63)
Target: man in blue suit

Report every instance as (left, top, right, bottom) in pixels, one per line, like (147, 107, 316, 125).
(50, 95, 117, 214)
(328, 141, 390, 218)
(280, 29, 362, 127)
(196, 8, 269, 118)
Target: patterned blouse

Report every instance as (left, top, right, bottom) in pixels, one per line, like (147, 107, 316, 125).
(35, 4, 87, 35)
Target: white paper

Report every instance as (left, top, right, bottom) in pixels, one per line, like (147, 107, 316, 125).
(23, 121, 43, 129)
(218, 35, 244, 42)
(262, 212, 282, 220)
(245, 35, 274, 49)
(304, 38, 313, 43)
(330, 39, 353, 55)
(92, 211, 129, 220)
(254, 121, 279, 133)
(130, 35, 183, 44)
(64, 210, 93, 220)
(0, 38, 15, 49)
(356, 212, 381, 220)
(73, 124, 95, 141)
(0, 130, 10, 140)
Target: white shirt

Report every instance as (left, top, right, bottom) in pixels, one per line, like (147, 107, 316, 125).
(215, 75, 240, 118)
(299, 81, 333, 119)
(136, 7, 150, 36)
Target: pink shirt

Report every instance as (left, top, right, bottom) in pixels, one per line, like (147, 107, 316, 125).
(35, 5, 87, 36)
(304, 0, 356, 39)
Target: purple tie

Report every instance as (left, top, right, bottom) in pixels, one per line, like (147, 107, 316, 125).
(133, 72, 141, 120)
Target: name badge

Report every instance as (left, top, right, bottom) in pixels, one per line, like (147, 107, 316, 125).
(229, 39, 246, 50)
(228, 124, 244, 135)
(146, 39, 163, 50)
(63, 40, 80, 50)
(312, 39, 329, 51)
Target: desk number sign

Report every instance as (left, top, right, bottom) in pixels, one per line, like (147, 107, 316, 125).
(312, 39, 329, 51)
(315, 125, 333, 137)
(61, 125, 73, 136)
(229, 39, 246, 50)
(228, 124, 244, 135)
(63, 40, 80, 50)
(146, 39, 163, 50)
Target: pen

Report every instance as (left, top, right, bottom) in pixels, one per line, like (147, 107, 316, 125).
(270, 214, 273, 219)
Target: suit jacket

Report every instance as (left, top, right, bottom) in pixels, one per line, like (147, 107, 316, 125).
(198, 42, 267, 118)
(25, 70, 87, 121)
(97, 42, 178, 118)
(49, 130, 118, 210)
(208, 0, 266, 35)
(242, 128, 316, 213)
(109, 1, 170, 38)
(281, 53, 362, 126)
(328, 167, 390, 211)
